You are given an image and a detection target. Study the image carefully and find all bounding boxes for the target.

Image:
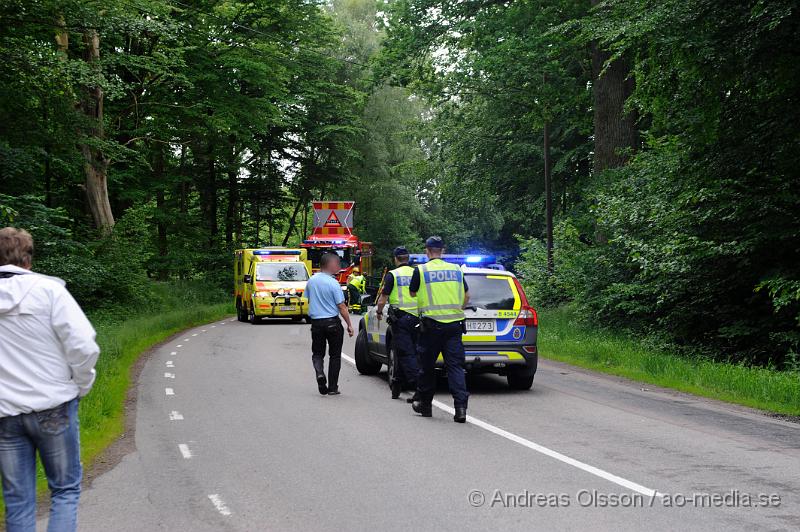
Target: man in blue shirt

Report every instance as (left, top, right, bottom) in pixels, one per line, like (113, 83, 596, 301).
(305, 253, 354, 395)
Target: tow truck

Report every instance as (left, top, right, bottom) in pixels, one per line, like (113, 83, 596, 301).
(234, 248, 312, 324)
(301, 201, 374, 287)
(354, 254, 539, 390)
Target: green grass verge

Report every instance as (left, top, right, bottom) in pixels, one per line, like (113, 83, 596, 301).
(1, 282, 233, 518)
(538, 305, 800, 417)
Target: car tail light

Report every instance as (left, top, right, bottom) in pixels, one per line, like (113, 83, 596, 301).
(514, 307, 538, 327)
(512, 277, 539, 327)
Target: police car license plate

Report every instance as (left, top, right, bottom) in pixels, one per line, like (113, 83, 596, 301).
(280, 306, 296, 311)
(466, 320, 494, 332)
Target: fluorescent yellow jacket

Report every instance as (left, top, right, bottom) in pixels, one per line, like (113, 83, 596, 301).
(388, 265, 418, 316)
(416, 259, 465, 323)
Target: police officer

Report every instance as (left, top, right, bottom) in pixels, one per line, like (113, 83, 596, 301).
(375, 247, 419, 400)
(410, 236, 470, 423)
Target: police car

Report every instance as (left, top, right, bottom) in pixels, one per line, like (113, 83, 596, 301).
(354, 255, 538, 390)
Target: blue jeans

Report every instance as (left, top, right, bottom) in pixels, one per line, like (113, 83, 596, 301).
(0, 397, 82, 532)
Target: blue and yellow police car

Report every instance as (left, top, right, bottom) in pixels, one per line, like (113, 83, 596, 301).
(354, 255, 538, 390)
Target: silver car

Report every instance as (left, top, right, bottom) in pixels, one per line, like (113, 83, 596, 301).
(354, 266, 538, 390)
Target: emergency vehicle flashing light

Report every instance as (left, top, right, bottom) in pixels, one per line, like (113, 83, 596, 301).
(252, 249, 302, 256)
(408, 254, 501, 268)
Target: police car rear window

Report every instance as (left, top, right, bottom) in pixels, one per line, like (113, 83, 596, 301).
(465, 274, 516, 310)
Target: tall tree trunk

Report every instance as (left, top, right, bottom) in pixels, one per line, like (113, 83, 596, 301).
(226, 167, 237, 247)
(591, 0, 638, 244)
(543, 119, 554, 274)
(591, 1, 637, 172)
(282, 194, 305, 246)
(154, 146, 168, 281)
(198, 141, 218, 246)
(79, 29, 115, 234)
(178, 146, 188, 214)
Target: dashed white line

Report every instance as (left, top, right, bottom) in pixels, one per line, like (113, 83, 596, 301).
(340, 351, 659, 498)
(169, 411, 184, 421)
(211, 325, 216, 328)
(202, 329, 207, 332)
(192, 333, 198, 337)
(183, 338, 190, 342)
(208, 494, 232, 516)
(165, 387, 175, 396)
(164, 372, 175, 379)
(178, 443, 192, 459)
(170, 351, 177, 356)
(176, 344, 183, 348)
(166, 361, 175, 368)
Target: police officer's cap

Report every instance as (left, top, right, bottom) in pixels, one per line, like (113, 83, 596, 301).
(425, 236, 444, 249)
(393, 246, 409, 257)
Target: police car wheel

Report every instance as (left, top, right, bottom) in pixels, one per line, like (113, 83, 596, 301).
(355, 328, 380, 375)
(249, 303, 261, 325)
(387, 345, 397, 388)
(507, 373, 534, 390)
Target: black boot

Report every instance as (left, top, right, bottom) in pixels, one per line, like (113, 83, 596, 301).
(453, 407, 467, 423)
(412, 400, 432, 417)
(405, 390, 419, 404)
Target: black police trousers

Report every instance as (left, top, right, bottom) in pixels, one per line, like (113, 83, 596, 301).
(391, 311, 419, 388)
(416, 319, 469, 409)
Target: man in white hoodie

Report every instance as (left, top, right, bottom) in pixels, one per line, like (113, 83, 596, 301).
(0, 227, 100, 532)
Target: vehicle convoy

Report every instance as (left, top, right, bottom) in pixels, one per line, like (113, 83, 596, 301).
(301, 201, 374, 287)
(234, 248, 312, 324)
(354, 254, 539, 390)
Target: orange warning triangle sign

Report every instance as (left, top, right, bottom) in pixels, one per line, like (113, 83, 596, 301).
(324, 211, 342, 227)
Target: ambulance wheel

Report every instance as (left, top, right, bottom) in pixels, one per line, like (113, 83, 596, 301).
(237, 304, 247, 322)
(249, 303, 261, 325)
(507, 373, 534, 390)
(355, 328, 380, 375)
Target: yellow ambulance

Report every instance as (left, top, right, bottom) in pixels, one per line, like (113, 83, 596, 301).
(234, 248, 312, 324)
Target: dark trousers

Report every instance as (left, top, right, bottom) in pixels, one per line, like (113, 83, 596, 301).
(311, 318, 344, 390)
(416, 319, 469, 408)
(392, 312, 419, 387)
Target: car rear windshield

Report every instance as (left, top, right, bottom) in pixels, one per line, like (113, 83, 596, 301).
(465, 274, 516, 310)
(256, 262, 309, 282)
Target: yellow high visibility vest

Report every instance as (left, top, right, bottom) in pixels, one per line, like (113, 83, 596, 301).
(416, 259, 465, 323)
(388, 265, 418, 316)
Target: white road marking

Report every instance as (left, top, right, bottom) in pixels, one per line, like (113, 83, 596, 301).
(164, 372, 175, 379)
(340, 352, 659, 498)
(165, 388, 175, 396)
(202, 329, 207, 332)
(208, 494, 232, 516)
(176, 344, 183, 348)
(170, 351, 177, 356)
(166, 361, 174, 368)
(178, 443, 192, 459)
(211, 325, 216, 328)
(169, 411, 184, 421)
(192, 333, 198, 337)
(183, 338, 190, 342)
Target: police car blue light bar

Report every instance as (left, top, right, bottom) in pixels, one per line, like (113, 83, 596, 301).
(408, 254, 503, 269)
(253, 250, 302, 255)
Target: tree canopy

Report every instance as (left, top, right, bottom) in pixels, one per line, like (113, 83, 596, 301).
(1, 0, 798, 367)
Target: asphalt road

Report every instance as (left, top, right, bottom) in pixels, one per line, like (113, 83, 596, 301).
(45, 316, 800, 531)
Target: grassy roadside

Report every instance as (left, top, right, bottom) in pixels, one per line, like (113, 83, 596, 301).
(537, 305, 800, 417)
(1, 282, 233, 518)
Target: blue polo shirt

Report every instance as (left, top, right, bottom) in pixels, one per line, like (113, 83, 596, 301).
(306, 272, 345, 319)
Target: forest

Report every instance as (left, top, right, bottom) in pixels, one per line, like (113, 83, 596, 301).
(1, 0, 798, 369)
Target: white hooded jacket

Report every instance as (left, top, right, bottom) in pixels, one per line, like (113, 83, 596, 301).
(0, 264, 100, 417)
